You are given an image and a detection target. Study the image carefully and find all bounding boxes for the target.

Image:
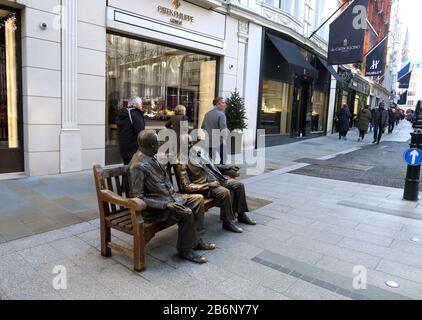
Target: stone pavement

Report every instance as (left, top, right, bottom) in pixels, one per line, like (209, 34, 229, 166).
(1, 120, 422, 300)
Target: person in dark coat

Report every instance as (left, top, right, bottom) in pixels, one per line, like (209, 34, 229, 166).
(372, 102, 389, 145)
(358, 105, 372, 142)
(337, 104, 352, 140)
(116, 96, 146, 165)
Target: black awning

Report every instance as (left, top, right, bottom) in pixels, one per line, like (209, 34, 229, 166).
(317, 57, 343, 83)
(267, 34, 318, 79)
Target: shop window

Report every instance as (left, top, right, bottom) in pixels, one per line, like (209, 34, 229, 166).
(0, 8, 23, 174)
(105, 34, 217, 164)
(311, 90, 327, 133)
(260, 79, 293, 135)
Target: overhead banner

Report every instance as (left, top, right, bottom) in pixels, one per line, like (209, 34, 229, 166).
(398, 62, 411, 81)
(398, 71, 412, 89)
(365, 36, 388, 77)
(327, 0, 369, 65)
(398, 91, 408, 105)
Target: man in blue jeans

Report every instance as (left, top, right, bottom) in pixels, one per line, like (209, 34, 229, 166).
(372, 102, 389, 145)
(201, 97, 228, 165)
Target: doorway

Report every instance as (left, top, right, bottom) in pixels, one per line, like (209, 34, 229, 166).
(0, 8, 23, 174)
(291, 79, 311, 137)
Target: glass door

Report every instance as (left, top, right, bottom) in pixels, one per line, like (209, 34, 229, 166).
(0, 8, 22, 174)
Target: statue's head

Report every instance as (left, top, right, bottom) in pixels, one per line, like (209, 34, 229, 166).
(137, 130, 159, 157)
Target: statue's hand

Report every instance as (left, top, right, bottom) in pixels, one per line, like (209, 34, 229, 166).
(208, 181, 220, 188)
(166, 202, 191, 215)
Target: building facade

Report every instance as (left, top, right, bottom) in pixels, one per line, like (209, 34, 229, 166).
(0, 0, 395, 177)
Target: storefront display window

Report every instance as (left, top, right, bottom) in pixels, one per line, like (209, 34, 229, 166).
(106, 33, 217, 164)
(260, 80, 293, 135)
(311, 90, 327, 133)
(0, 8, 22, 174)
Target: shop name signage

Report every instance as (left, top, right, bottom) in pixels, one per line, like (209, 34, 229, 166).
(157, 2, 194, 26)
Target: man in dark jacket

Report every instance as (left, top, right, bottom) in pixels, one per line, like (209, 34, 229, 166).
(117, 96, 146, 165)
(128, 130, 216, 264)
(372, 102, 389, 144)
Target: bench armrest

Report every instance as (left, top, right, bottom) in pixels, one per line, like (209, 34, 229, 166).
(100, 190, 146, 212)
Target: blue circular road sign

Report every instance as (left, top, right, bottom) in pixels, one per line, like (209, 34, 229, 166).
(404, 148, 422, 166)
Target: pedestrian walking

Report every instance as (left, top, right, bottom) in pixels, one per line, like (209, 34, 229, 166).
(388, 107, 396, 134)
(337, 104, 352, 140)
(372, 102, 389, 145)
(357, 105, 372, 142)
(201, 97, 228, 164)
(117, 96, 146, 165)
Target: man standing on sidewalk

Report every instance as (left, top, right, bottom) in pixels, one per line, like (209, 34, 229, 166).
(201, 97, 228, 164)
(372, 102, 389, 145)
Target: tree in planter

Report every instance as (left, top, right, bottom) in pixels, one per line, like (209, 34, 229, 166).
(225, 90, 248, 131)
(225, 90, 248, 154)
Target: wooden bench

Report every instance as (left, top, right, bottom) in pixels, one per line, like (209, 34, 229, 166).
(93, 164, 216, 272)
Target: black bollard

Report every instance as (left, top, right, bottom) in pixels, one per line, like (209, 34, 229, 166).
(403, 130, 422, 201)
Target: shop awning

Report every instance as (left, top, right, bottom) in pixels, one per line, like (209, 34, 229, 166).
(267, 34, 318, 79)
(398, 71, 412, 89)
(317, 57, 343, 83)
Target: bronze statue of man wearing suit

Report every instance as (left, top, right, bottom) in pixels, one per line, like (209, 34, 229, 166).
(128, 130, 215, 264)
(175, 138, 256, 233)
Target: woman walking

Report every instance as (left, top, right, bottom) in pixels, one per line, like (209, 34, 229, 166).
(357, 105, 372, 142)
(116, 96, 146, 165)
(338, 104, 352, 140)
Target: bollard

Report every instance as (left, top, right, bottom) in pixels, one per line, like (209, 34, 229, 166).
(403, 130, 422, 201)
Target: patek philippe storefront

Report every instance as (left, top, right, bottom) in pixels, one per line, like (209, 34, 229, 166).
(0, 0, 257, 177)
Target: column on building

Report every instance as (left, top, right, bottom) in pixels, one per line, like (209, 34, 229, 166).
(60, 0, 81, 173)
(21, 0, 62, 176)
(326, 66, 338, 134)
(76, 0, 107, 170)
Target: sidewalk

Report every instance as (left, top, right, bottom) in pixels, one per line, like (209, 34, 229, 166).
(1, 121, 422, 300)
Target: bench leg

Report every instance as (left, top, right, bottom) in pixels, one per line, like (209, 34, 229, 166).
(100, 221, 111, 258)
(133, 222, 146, 272)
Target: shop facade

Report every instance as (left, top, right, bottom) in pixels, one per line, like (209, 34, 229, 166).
(1, 0, 260, 176)
(257, 29, 333, 147)
(332, 67, 371, 132)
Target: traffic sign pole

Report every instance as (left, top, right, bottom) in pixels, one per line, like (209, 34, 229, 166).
(404, 131, 422, 201)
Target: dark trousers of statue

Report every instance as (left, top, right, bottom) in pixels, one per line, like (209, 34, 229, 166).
(207, 179, 249, 222)
(166, 194, 205, 252)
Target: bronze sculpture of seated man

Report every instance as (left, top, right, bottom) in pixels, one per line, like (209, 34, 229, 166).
(175, 136, 256, 234)
(128, 130, 215, 264)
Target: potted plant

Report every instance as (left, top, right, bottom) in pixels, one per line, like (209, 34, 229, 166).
(225, 90, 248, 154)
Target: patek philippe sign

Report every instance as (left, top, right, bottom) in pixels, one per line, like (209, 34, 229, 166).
(107, 0, 226, 45)
(157, 0, 194, 26)
(327, 0, 369, 65)
(365, 37, 387, 77)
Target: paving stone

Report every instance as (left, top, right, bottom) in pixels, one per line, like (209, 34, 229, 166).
(338, 238, 422, 269)
(376, 260, 422, 285)
(285, 279, 351, 300)
(286, 236, 381, 269)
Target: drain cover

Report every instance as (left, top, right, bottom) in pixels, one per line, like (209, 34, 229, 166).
(385, 281, 399, 288)
(410, 238, 421, 243)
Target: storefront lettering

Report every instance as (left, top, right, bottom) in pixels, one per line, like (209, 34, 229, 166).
(157, 5, 194, 24)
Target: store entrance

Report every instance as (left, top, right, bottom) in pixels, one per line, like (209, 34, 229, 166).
(291, 79, 310, 137)
(0, 9, 23, 174)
